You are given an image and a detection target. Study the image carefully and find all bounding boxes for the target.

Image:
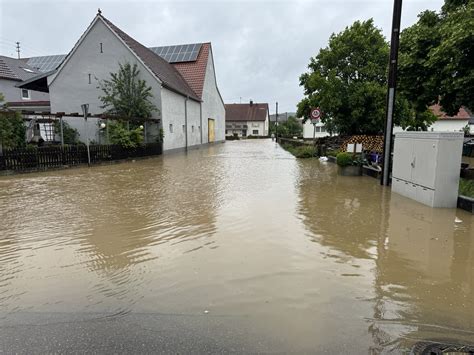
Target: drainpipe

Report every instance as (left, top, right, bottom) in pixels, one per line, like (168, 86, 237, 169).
(200, 102, 203, 144)
(185, 96, 189, 151)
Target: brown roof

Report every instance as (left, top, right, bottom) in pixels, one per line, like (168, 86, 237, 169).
(225, 103, 269, 122)
(0, 55, 42, 81)
(172, 43, 210, 99)
(430, 104, 473, 120)
(100, 15, 201, 101)
(6, 100, 50, 107)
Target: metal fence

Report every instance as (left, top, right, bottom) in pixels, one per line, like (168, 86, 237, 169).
(0, 143, 162, 172)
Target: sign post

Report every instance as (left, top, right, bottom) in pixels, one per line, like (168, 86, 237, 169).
(310, 108, 322, 140)
(81, 104, 91, 166)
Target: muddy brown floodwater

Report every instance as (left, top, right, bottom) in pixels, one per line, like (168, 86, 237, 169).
(0, 140, 473, 353)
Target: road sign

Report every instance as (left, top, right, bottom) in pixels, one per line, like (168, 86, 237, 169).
(310, 107, 322, 124)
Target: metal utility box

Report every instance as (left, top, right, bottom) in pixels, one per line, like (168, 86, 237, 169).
(392, 132, 464, 208)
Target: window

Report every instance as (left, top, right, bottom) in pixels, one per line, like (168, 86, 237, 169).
(100, 43, 103, 53)
(88, 74, 91, 84)
(169, 124, 173, 133)
(225, 130, 228, 134)
(182, 125, 185, 132)
(253, 130, 259, 135)
(321, 126, 326, 132)
(21, 89, 30, 100)
(315, 126, 321, 132)
(192, 125, 195, 132)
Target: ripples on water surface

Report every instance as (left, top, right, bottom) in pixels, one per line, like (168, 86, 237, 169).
(0, 140, 473, 352)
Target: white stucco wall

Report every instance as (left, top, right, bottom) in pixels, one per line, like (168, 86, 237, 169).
(0, 78, 49, 103)
(161, 88, 201, 151)
(48, 18, 162, 120)
(394, 119, 469, 133)
(302, 120, 331, 138)
(201, 47, 225, 143)
(225, 120, 267, 137)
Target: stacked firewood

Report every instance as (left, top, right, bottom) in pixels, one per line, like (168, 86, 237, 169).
(340, 135, 384, 153)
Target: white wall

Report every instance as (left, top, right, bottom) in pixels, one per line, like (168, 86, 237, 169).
(201, 47, 225, 143)
(0, 78, 49, 103)
(394, 119, 469, 133)
(302, 120, 331, 138)
(226, 120, 267, 137)
(48, 18, 162, 120)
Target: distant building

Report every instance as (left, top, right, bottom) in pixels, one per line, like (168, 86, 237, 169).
(394, 104, 473, 133)
(0, 55, 50, 111)
(302, 119, 333, 138)
(225, 102, 269, 137)
(18, 12, 225, 152)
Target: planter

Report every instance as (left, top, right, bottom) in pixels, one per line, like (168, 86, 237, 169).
(338, 165, 363, 176)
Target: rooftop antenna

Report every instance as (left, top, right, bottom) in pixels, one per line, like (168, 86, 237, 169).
(15, 42, 20, 59)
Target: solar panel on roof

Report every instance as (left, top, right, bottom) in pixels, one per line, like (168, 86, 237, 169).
(26, 54, 66, 72)
(149, 43, 202, 63)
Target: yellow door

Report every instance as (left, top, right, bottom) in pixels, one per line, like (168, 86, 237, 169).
(208, 118, 215, 143)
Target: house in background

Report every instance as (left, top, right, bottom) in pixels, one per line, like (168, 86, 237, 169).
(393, 104, 473, 134)
(0, 55, 50, 111)
(225, 101, 269, 137)
(20, 11, 225, 152)
(302, 119, 332, 138)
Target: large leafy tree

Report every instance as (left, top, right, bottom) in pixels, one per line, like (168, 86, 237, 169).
(400, 0, 474, 116)
(98, 62, 157, 119)
(297, 20, 410, 135)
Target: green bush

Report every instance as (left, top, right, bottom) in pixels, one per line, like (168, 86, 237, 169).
(54, 120, 79, 144)
(109, 121, 144, 148)
(0, 111, 26, 148)
(283, 144, 316, 158)
(459, 178, 474, 198)
(336, 152, 354, 167)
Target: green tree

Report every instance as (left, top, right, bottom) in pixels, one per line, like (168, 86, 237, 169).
(297, 20, 410, 135)
(269, 116, 303, 138)
(400, 0, 474, 116)
(108, 121, 144, 148)
(98, 62, 157, 120)
(0, 112, 26, 150)
(54, 120, 79, 144)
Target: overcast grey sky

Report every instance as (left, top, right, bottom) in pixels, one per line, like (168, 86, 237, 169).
(0, 0, 443, 113)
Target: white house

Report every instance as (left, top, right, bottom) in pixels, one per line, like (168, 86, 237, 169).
(22, 12, 225, 152)
(225, 102, 269, 137)
(302, 119, 332, 139)
(394, 104, 473, 134)
(0, 55, 50, 111)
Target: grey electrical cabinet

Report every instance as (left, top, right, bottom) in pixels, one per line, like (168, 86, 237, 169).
(392, 132, 464, 208)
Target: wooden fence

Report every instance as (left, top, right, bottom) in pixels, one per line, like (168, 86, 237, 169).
(0, 143, 162, 172)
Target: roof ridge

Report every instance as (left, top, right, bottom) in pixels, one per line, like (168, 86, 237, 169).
(100, 14, 200, 101)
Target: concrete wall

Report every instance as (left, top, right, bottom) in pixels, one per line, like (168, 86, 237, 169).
(201, 47, 225, 143)
(48, 18, 162, 120)
(302, 120, 331, 138)
(0, 78, 49, 103)
(161, 88, 201, 151)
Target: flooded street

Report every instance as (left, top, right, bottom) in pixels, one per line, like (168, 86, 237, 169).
(1, 139, 473, 353)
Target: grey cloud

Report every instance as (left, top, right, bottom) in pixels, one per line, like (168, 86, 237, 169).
(0, 0, 443, 113)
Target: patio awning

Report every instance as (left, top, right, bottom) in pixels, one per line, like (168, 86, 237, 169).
(15, 70, 56, 93)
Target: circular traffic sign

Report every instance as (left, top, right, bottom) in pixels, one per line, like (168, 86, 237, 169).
(311, 108, 321, 120)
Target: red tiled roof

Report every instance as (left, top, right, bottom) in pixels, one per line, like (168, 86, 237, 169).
(172, 43, 210, 99)
(225, 103, 269, 122)
(430, 104, 472, 120)
(100, 15, 201, 101)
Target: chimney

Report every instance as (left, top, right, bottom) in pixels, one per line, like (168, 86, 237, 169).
(250, 100, 253, 106)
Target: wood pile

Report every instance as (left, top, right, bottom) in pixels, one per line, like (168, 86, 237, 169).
(341, 135, 384, 153)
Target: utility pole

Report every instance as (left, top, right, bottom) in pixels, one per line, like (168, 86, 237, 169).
(381, 0, 403, 186)
(275, 102, 279, 143)
(15, 42, 20, 59)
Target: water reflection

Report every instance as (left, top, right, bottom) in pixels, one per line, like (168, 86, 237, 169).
(296, 160, 474, 351)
